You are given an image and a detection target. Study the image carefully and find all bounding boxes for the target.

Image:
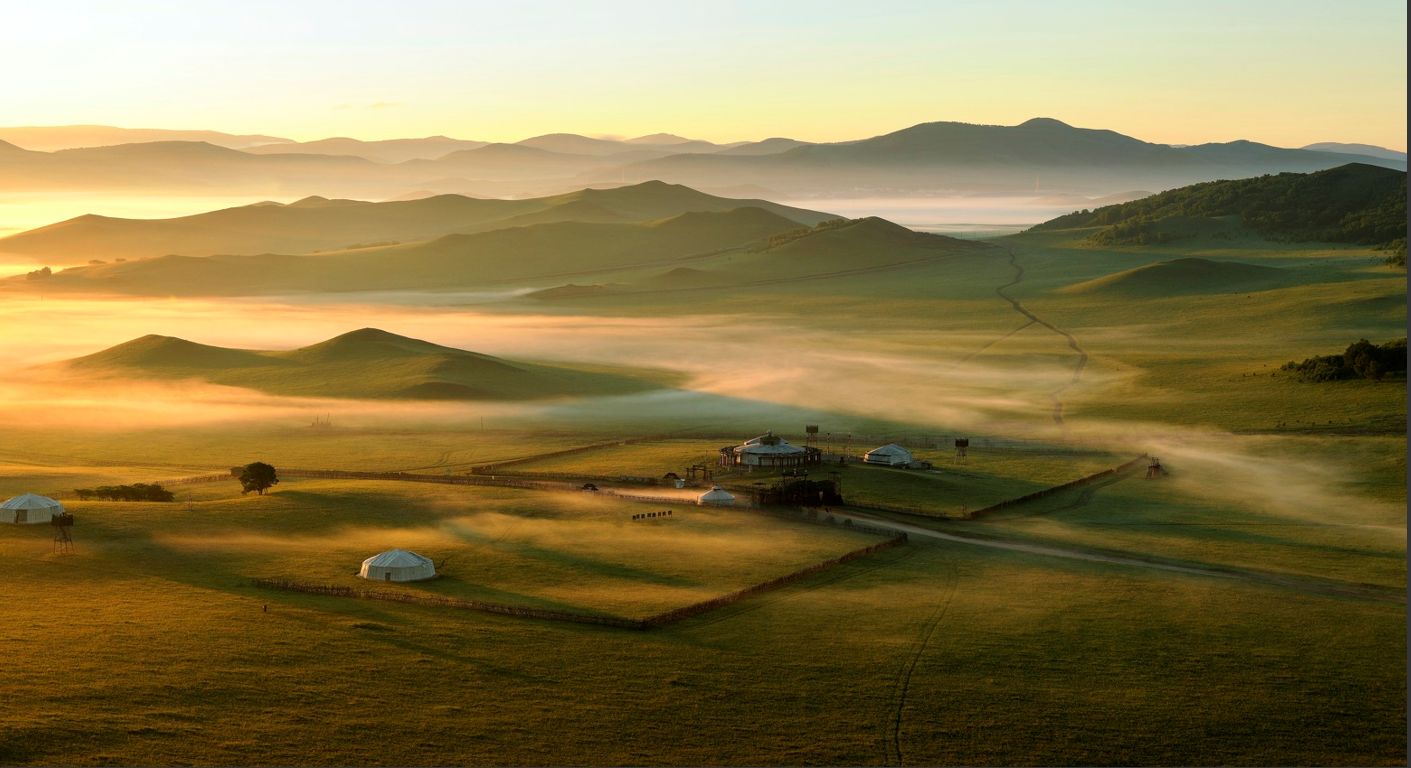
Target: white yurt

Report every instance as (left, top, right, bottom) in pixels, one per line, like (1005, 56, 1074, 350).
(1, 493, 64, 524)
(359, 549, 437, 582)
(864, 444, 914, 466)
(697, 486, 737, 506)
(735, 432, 807, 467)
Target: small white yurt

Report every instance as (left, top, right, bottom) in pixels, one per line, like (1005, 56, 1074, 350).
(359, 549, 436, 582)
(697, 486, 736, 506)
(864, 444, 914, 467)
(1, 493, 64, 524)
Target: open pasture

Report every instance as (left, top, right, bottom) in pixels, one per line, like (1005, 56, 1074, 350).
(0, 478, 880, 619)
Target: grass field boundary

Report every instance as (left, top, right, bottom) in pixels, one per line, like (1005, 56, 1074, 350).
(641, 533, 908, 628)
(252, 578, 648, 629)
(963, 453, 1149, 519)
(252, 532, 908, 631)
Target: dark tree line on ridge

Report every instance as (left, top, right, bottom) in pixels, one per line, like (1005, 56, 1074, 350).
(1281, 338, 1407, 382)
(1033, 164, 1406, 262)
(73, 483, 174, 502)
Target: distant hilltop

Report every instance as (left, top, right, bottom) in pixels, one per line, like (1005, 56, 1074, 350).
(0, 118, 1402, 200)
(61, 328, 672, 401)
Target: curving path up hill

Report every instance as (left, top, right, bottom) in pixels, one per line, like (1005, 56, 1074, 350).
(992, 248, 1089, 427)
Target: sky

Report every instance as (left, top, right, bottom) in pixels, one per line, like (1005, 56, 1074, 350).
(2, 0, 1406, 150)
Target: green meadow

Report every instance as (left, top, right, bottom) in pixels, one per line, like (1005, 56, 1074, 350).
(0, 188, 1404, 764)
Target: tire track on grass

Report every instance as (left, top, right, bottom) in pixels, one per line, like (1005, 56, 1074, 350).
(885, 556, 960, 766)
(992, 248, 1089, 427)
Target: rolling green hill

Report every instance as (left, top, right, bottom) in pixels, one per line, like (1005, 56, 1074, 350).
(1059, 257, 1290, 297)
(1032, 163, 1407, 249)
(0, 180, 834, 263)
(16, 206, 810, 294)
(64, 328, 667, 400)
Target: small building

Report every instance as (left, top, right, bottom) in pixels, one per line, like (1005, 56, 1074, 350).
(359, 549, 437, 582)
(697, 486, 736, 506)
(1, 493, 64, 524)
(864, 443, 914, 467)
(719, 432, 821, 469)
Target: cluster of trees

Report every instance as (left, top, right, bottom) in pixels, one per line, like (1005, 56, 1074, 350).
(1281, 338, 1406, 382)
(25, 266, 52, 280)
(1035, 164, 1406, 255)
(232, 462, 279, 495)
(757, 218, 851, 250)
(73, 483, 174, 502)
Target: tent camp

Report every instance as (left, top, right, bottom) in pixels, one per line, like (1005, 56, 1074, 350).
(697, 486, 737, 506)
(359, 549, 437, 582)
(864, 444, 914, 466)
(1, 493, 64, 524)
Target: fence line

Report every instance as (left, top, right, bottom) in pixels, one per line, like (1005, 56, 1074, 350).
(252, 578, 646, 629)
(251, 533, 905, 631)
(642, 534, 907, 627)
(962, 453, 1149, 519)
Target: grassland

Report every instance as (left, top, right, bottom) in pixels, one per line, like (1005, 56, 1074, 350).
(0, 200, 1403, 764)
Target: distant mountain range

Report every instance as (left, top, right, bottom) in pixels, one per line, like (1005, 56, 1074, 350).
(0, 118, 1401, 200)
(62, 327, 665, 400)
(0, 180, 835, 262)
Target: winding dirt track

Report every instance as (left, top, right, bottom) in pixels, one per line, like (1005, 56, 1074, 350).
(992, 248, 1089, 426)
(832, 509, 1404, 604)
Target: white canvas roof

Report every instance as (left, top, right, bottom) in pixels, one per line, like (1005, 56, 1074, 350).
(866, 444, 911, 457)
(1, 493, 64, 512)
(698, 486, 736, 503)
(362, 548, 432, 568)
(739, 433, 805, 455)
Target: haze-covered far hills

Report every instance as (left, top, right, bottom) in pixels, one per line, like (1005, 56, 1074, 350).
(0, 125, 290, 151)
(5, 203, 990, 298)
(1030, 163, 1407, 250)
(1301, 143, 1407, 163)
(0, 180, 836, 262)
(60, 327, 666, 401)
(244, 136, 489, 163)
(0, 118, 1402, 201)
(7, 206, 814, 295)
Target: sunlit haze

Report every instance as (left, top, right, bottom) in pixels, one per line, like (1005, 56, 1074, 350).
(3, 0, 1406, 150)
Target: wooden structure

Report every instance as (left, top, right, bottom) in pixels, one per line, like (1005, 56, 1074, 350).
(954, 438, 969, 462)
(1145, 457, 1167, 479)
(51, 512, 74, 554)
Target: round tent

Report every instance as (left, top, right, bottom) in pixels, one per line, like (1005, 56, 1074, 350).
(736, 432, 806, 467)
(1, 493, 64, 525)
(864, 443, 914, 467)
(697, 486, 736, 506)
(359, 549, 437, 582)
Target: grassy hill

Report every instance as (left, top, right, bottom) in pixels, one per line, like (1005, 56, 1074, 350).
(1060, 257, 1290, 297)
(13, 206, 809, 294)
(0, 180, 834, 263)
(1032, 163, 1407, 250)
(64, 328, 667, 400)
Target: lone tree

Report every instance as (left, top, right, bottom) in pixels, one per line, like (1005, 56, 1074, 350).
(237, 462, 279, 495)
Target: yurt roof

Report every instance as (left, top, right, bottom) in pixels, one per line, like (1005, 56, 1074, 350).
(362, 548, 433, 568)
(698, 486, 736, 501)
(1, 493, 64, 511)
(867, 444, 911, 456)
(739, 433, 804, 455)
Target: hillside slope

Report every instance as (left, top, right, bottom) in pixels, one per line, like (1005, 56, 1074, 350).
(14, 206, 809, 294)
(64, 328, 665, 400)
(1031, 163, 1407, 248)
(0, 180, 835, 262)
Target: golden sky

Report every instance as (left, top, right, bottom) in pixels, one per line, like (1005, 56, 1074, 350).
(3, 0, 1406, 150)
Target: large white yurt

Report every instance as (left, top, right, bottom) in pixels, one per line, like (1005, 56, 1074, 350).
(697, 486, 736, 506)
(1, 493, 64, 524)
(734, 433, 807, 467)
(864, 443, 914, 467)
(359, 549, 437, 582)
